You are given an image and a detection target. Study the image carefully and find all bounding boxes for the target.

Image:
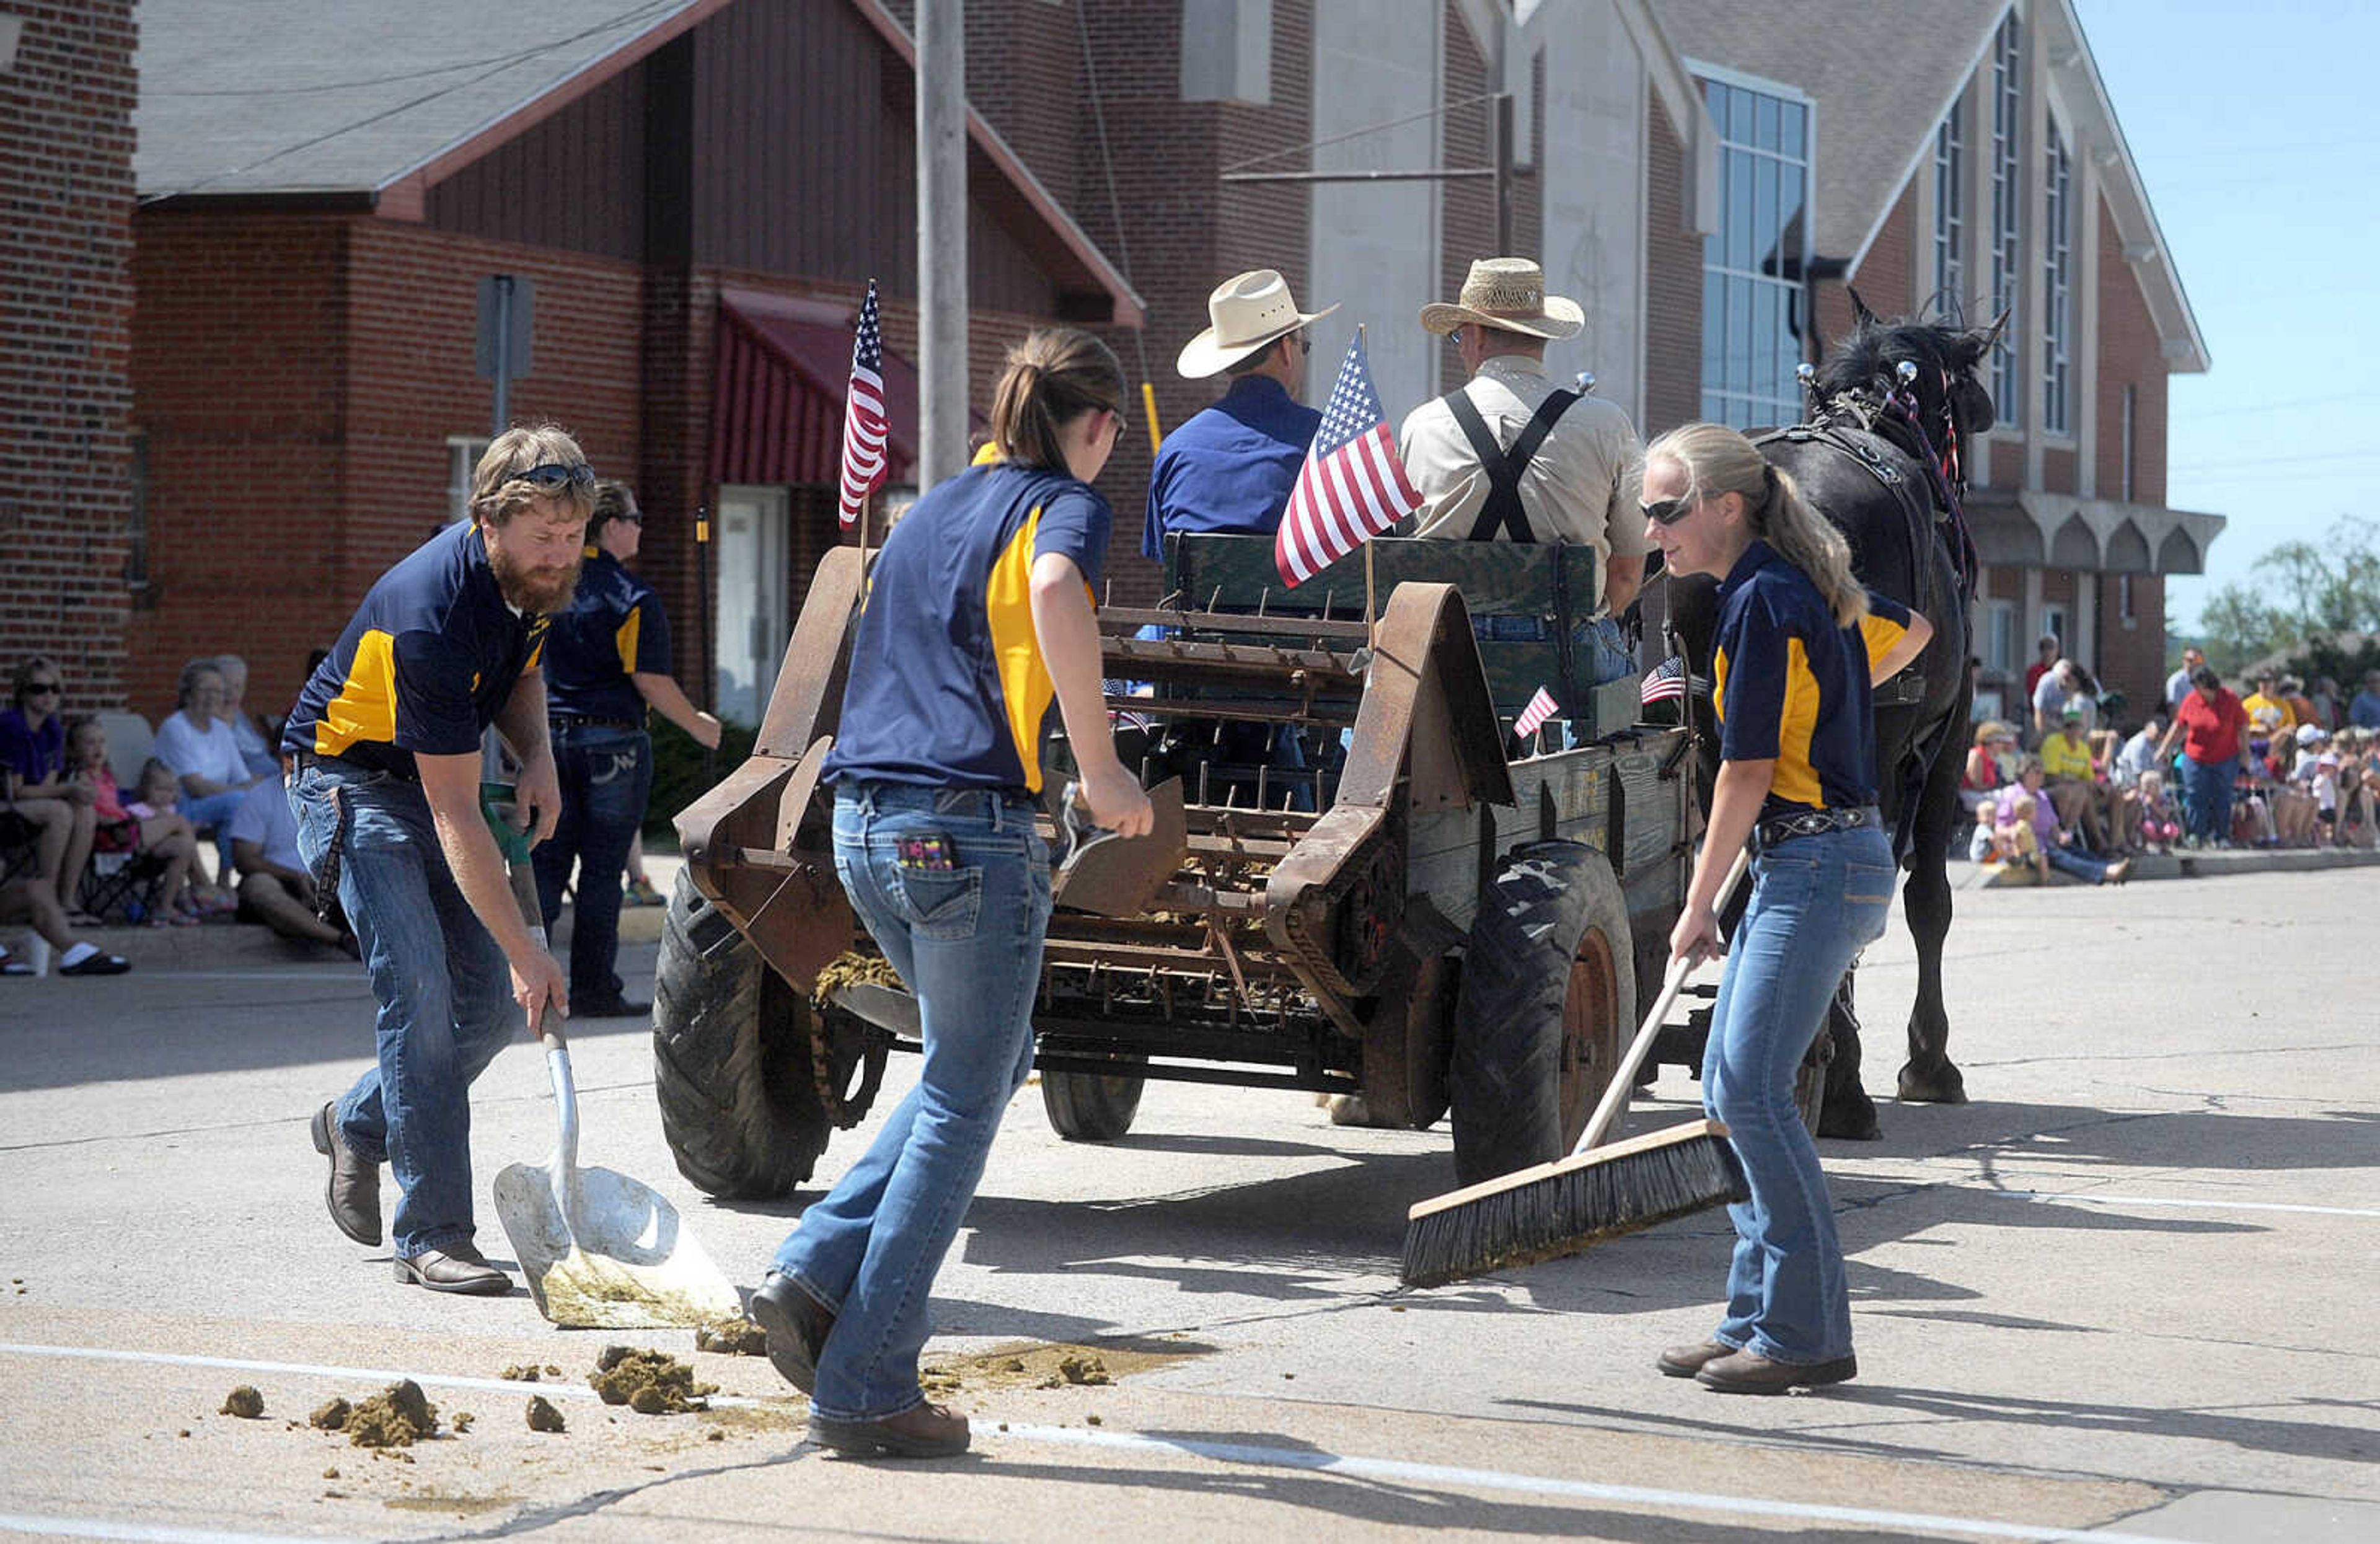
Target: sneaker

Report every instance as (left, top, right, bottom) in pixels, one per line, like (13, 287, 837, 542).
(622, 876, 664, 908)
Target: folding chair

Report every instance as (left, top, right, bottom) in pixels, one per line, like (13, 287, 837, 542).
(79, 818, 171, 924)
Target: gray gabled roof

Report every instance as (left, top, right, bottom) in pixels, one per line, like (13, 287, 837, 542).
(1652, 0, 2006, 263)
(136, 0, 713, 200)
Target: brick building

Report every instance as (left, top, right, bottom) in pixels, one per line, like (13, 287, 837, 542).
(118, 0, 1137, 725)
(0, 2, 138, 708)
(1653, 0, 2219, 726)
(19, 0, 2213, 733)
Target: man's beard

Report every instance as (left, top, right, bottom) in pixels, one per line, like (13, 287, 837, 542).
(491, 545, 581, 614)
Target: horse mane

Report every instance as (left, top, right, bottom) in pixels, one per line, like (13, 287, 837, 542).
(1810, 310, 1999, 444)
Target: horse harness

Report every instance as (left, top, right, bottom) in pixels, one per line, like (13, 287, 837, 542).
(1754, 421, 1947, 711)
(1441, 386, 1584, 543)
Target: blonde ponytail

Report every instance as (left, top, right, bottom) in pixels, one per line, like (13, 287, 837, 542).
(1645, 422, 1867, 629)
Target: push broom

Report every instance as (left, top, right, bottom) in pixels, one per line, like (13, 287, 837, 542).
(1401, 848, 1753, 1288)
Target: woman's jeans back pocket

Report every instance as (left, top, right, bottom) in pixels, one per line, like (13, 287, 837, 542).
(1844, 859, 1895, 945)
(889, 864, 983, 941)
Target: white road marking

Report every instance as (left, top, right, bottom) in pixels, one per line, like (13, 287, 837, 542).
(1995, 1189, 2380, 1219)
(1, 1339, 2201, 1543)
(0, 1515, 356, 1544)
(1005, 1423, 2201, 1543)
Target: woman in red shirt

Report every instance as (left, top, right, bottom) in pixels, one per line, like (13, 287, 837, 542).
(2156, 665, 2249, 848)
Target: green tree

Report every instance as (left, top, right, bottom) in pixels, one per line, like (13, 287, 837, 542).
(2197, 519, 2380, 673)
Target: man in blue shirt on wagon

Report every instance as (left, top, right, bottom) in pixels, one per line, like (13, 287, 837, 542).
(1141, 268, 1338, 559)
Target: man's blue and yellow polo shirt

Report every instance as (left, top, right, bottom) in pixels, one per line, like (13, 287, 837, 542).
(542, 547, 671, 724)
(1711, 539, 1914, 818)
(824, 446, 1111, 796)
(282, 519, 552, 778)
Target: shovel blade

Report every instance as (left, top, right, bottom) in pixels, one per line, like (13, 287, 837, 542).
(492, 1158, 741, 1329)
(1054, 777, 1187, 918)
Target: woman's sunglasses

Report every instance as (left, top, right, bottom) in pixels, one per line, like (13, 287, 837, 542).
(513, 462, 596, 492)
(1641, 493, 1701, 526)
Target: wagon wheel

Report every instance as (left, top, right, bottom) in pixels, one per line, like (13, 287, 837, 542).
(1041, 1059, 1146, 1142)
(1331, 950, 1457, 1130)
(1449, 841, 1637, 1186)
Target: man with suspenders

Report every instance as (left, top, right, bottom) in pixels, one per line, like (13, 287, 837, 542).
(1398, 258, 1649, 689)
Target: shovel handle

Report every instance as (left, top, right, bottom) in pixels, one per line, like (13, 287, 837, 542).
(503, 854, 570, 1051)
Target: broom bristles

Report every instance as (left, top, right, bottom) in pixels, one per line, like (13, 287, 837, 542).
(1401, 1120, 1748, 1288)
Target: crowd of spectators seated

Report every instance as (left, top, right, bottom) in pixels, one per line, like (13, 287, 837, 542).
(2, 650, 357, 966)
(1962, 650, 2380, 882)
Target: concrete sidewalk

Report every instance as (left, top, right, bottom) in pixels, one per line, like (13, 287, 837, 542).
(1960, 840, 2380, 888)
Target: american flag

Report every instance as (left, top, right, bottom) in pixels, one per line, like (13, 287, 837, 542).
(1514, 684, 1561, 739)
(1274, 334, 1422, 586)
(837, 280, 889, 527)
(1641, 657, 1689, 705)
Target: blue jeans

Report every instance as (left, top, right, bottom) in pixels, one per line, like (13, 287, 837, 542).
(772, 783, 1052, 1422)
(291, 763, 517, 1259)
(1470, 615, 1634, 687)
(2178, 752, 2234, 842)
(1703, 825, 1893, 1365)
(531, 723, 653, 998)
(2044, 842, 2111, 883)
(182, 786, 246, 883)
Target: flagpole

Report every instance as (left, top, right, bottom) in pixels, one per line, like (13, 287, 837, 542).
(1359, 323, 1378, 649)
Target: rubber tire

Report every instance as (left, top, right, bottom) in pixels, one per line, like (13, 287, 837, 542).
(652, 868, 835, 1199)
(1449, 841, 1638, 1187)
(1041, 1063, 1146, 1142)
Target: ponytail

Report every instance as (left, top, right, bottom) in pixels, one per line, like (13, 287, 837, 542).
(989, 329, 1126, 472)
(1645, 422, 1867, 629)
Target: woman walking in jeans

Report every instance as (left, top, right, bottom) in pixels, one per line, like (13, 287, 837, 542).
(747, 329, 1152, 1457)
(1641, 423, 1932, 1395)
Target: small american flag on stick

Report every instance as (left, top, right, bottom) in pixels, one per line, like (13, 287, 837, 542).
(837, 280, 889, 527)
(1274, 333, 1422, 586)
(1641, 657, 1689, 705)
(1514, 684, 1561, 739)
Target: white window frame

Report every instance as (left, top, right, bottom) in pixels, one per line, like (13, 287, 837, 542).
(1986, 599, 2019, 674)
(2042, 114, 2074, 436)
(1689, 62, 1814, 432)
(447, 435, 491, 525)
(2120, 383, 2137, 503)
(1933, 93, 1966, 314)
(1988, 11, 2023, 428)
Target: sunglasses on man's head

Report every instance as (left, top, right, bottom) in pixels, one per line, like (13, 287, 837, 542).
(514, 462, 596, 492)
(1641, 493, 1701, 526)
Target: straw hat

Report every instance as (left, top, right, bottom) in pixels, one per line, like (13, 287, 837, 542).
(1176, 270, 1339, 379)
(1419, 257, 1584, 341)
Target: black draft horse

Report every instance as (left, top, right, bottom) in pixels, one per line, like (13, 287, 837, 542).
(1662, 303, 2002, 1137)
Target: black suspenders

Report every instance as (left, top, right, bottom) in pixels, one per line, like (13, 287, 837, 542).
(1442, 386, 1582, 543)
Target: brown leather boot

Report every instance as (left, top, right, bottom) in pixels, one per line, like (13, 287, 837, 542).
(392, 1242, 511, 1296)
(808, 1400, 970, 1458)
(1655, 1339, 1735, 1379)
(1695, 1349, 1857, 1394)
(311, 1101, 381, 1246)
(748, 1271, 836, 1395)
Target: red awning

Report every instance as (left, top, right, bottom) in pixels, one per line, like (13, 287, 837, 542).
(709, 291, 919, 488)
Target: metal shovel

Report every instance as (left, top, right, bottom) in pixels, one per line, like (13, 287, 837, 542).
(483, 799, 739, 1328)
(1052, 776, 1187, 917)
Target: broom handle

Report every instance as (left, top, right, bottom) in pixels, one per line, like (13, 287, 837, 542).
(1571, 845, 1753, 1157)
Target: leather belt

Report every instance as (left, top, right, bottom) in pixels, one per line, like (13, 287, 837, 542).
(551, 714, 641, 731)
(286, 748, 419, 783)
(1752, 803, 1880, 854)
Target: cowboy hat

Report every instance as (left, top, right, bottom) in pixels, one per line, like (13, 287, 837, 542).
(1419, 257, 1584, 341)
(1176, 270, 1339, 379)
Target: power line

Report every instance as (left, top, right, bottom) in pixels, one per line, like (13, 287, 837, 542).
(2170, 390, 2380, 421)
(1220, 90, 1499, 175)
(2167, 446, 2380, 475)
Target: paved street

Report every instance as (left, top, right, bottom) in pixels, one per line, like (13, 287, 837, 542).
(2, 867, 2376, 1543)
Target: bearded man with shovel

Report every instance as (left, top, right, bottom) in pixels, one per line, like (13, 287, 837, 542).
(286, 427, 592, 1296)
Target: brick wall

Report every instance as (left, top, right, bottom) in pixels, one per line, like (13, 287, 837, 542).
(128, 213, 646, 721)
(1641, 100, 1701, 436)
(2096, 570, 2164, 731)
(2094, 199, 2166, 508)
(1818, 178, 1916, 351)
(0, 2, 136, 708)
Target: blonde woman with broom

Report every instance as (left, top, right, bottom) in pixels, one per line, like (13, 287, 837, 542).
(1642, 423, 1931, 1394)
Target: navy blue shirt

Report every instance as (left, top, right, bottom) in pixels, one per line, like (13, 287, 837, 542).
(1711, 540, 1913, 819)
(283, 520, 551, 777)
(542, 547, 672, 724)
(825, 452, 1113, 795)
(1141, 375, 1321, 560)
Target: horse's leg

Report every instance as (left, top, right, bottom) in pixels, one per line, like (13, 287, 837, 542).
(1897, 720, 1968, 1104)
(1817, 966, 1881, 1139)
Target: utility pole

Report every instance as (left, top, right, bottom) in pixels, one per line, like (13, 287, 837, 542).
(917, 0, 967, 490)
